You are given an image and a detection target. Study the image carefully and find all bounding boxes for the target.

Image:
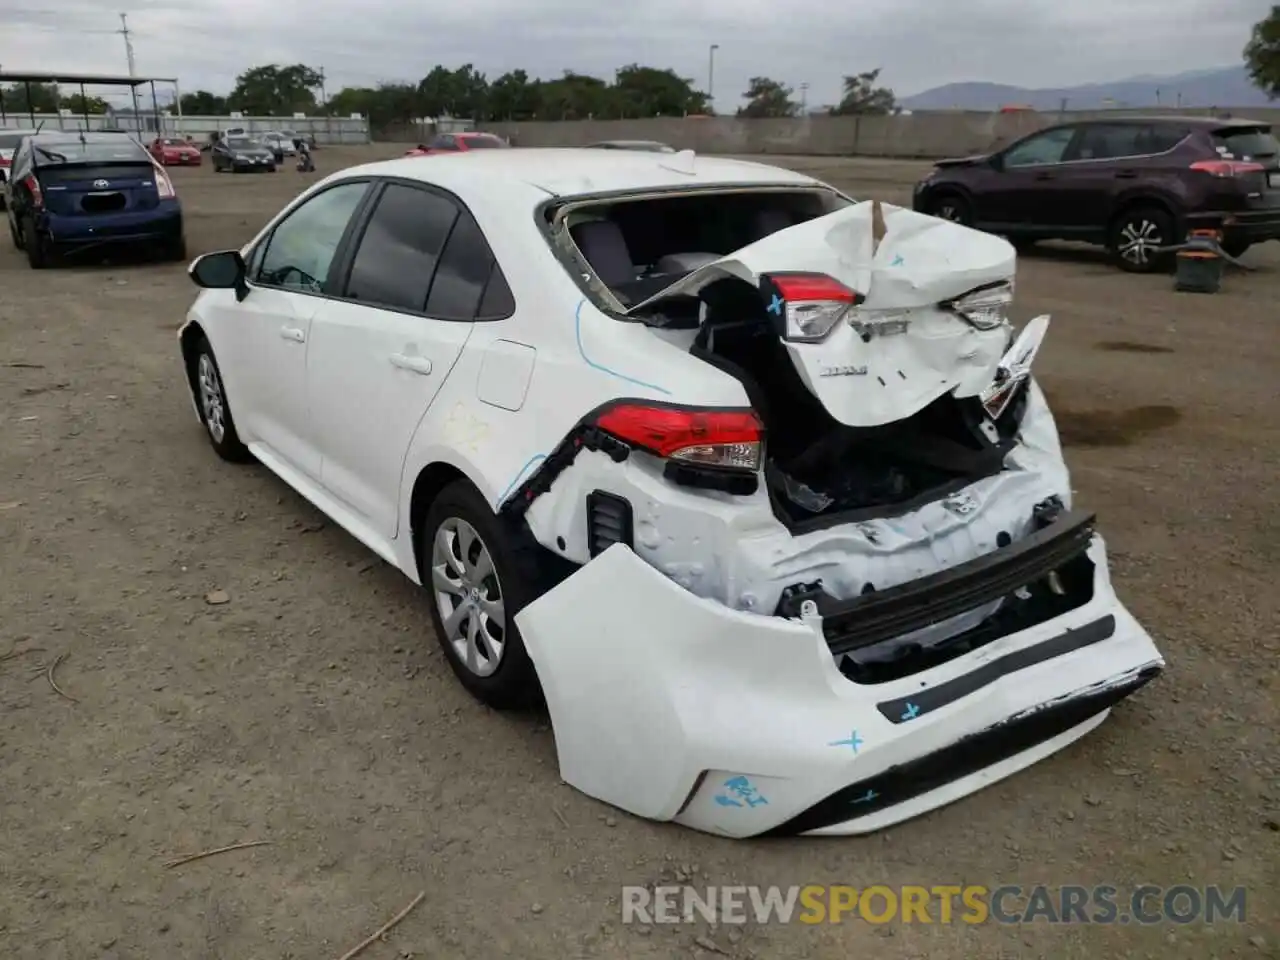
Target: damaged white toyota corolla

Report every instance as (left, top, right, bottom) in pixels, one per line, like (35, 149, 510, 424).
(178, 148, 1164, 838)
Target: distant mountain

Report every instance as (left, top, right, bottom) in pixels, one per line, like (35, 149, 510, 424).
(900, 66, 1275, 111)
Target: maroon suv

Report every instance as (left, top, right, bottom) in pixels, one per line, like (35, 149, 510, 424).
(912, 116, 1280, 272)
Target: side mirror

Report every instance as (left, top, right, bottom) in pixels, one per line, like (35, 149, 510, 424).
(189, 250, 249, 301)
(988, 153, 1004, 171)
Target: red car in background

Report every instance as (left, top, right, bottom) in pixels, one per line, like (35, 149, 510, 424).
(404, 132, 509, 156)
(149, 137, 202, 166)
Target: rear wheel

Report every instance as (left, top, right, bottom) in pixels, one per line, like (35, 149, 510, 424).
(164, 235, 189, 262)
(419, 480, 541, 710)
(927, 192, 972, 226)
(8, 214, 22, 250)
(1109, 205, 1175, 273)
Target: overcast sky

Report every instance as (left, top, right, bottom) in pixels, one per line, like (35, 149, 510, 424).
(0, 0, 1271, 109)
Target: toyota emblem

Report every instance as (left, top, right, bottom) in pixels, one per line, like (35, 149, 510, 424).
(93, 179, 110, 189)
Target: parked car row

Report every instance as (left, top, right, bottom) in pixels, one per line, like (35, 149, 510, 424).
(912, 115, 1280, 272)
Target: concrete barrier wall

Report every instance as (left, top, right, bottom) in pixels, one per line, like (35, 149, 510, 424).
(475, 107, 1280, 159)
(0, 112, 371, 145)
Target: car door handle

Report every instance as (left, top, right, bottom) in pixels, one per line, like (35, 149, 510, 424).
(280, 326, 306, 343)
(1114, 170, 1139, 179)
(389, 353, 433, 375)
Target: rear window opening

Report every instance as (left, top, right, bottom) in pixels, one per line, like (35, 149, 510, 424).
(463, 135, 507, 149)
(1212, 126, 1279, 162)
(550, 187, 850, 309)
(34, 140, 149, 165)
(689, 276, 1014, 528)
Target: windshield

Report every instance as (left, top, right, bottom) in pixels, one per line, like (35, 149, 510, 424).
(34, 139, 148, 164)
(227, 138, 259, 149)
(0, 132, 29, 150)
(1213, 127, 1279, 162)
(464, 136, 506, 149)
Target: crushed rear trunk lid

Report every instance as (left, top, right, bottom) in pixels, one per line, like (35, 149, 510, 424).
(624, 199, 1018, 427)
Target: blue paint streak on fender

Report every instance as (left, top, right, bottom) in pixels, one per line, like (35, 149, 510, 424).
(575, 299, 672, 396)
(498, 453, 547, 505)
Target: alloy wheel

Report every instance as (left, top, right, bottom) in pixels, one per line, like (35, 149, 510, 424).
(197, 354, 226, 443)
(430, 517, 506, 677)
(1118, 218, 1163, 267)
(937, 202, 963, 222)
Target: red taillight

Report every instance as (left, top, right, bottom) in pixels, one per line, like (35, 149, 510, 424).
(24, 175, 42, 208)
(0, 156, 10, 168)
(594, 403, 763, 471)
(1189, 159, 1265, 178)
(155, 166, 176, 198)
(770, 272, 858, 304)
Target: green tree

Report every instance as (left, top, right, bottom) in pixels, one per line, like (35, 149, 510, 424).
(228, 64, 322, 116)
(0, 82, 57, 114)
(611, 64, 708, 117)
(830, 69, 897, 115)
(63, 93, 109, 115)
(737, 77, 798, 118)
(179, 90, 228, 114)
(488, 69, 540, 120)
(1244, 4, 1280, 97)
(537, 72, 613, 119)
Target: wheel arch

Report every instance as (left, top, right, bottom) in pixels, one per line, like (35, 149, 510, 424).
(408, 461, 473, 582)
(178, 320, 206, 404)
(921, 182, 976, 216)
(1108, 191, 1183, 235)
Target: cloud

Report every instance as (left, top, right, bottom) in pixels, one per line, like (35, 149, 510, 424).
(0, 0, 1271, 108)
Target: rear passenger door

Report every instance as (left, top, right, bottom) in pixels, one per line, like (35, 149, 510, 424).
(306, 179, 512, 539)
(1058, 122, 1188, 235)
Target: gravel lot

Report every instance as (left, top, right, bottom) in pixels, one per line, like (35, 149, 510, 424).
(1, 145, 1276, 959)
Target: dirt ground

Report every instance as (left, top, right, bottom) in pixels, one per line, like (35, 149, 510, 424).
(1, 145, 1277, 960)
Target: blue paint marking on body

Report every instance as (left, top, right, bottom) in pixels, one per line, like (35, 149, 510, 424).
(497, 453, 547, 504)
(767, 294, 784, 315)
(574, 299, 672, 395)
(890, 254, 905, 266)
(851, 789, 878, 804)
(715, 775, 768, 808)
(828, 730, 864, 753)
(900, 702, 921, 721)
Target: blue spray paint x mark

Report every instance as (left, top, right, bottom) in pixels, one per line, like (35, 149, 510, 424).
(497, 453, 547, 505)
(890, 254, 905, 267)
(715, 775, 768, 808)
(828, 730, 864, 753)
(767, 294, 784, 315)
(574, 299, 672, 396)
(900, 702, 921, 721)
(852, 789, 878, 804)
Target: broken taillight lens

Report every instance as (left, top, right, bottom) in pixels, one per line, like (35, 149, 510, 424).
(594, 403, 763, 471)
(761, 272, 862, 343)
(943, 280, 1013, 331)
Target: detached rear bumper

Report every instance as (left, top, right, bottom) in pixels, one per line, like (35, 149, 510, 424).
(516, 532, 1163, 838)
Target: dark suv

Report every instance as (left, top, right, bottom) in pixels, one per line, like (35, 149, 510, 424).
(912, 117, 1280, 272)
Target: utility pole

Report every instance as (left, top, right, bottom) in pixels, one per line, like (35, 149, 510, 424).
(118, 13, 141, 127)
(708, 44, 719, 109)
(800, 82, 809, 114)
(317, 66, 330, 141)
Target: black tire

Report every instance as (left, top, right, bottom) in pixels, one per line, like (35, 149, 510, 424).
(1222, 239, 1251, 259)
(8, 214, 22, 250)
(927, 191, 973, 226)
(1010, 236, 1038, 252)
(191, 335, 252, 462)
(1109, 205, 1175, 273)
(164, 235, 189, 262)
(418, 480, 542, 710)
(24, 216, 49, 269)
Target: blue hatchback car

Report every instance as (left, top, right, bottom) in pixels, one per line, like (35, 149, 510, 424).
(4, 131, 187, 268)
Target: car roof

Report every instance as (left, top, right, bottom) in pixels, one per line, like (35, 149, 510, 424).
(31, 131, 141, 143)
(338, 147, 820, 200)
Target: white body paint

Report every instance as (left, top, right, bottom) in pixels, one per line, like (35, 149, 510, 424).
(177, 149, 1164, 837)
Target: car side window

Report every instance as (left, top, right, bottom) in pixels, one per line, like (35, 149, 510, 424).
(1072, 124, 1146, 161)
(343, 183, 459, 312)
(425, 207, 513, 320)
(254, 181, 369, 294)
(1002, 127, 1077, 167)
(430, 135, 457, 150)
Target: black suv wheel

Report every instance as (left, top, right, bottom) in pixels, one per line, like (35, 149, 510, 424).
(1109, 206, 1175, 273)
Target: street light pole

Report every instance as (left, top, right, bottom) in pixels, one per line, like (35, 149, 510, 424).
(708, 44, 719, 107)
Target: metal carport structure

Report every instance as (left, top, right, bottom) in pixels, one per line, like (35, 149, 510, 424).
(0, 70, 183, 135)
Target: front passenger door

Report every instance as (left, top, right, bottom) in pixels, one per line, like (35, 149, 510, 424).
(980, 126, 1080, 231)
(307, 181, 507, 538)
(213, 180, 371, 478)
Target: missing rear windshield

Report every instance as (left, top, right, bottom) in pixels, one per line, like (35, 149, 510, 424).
(548, 187, 850, 313)
(1212, 127, 1279, 161)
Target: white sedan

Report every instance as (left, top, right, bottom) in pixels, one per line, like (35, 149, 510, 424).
(178, 148, 1164, 838)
